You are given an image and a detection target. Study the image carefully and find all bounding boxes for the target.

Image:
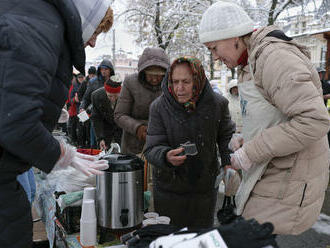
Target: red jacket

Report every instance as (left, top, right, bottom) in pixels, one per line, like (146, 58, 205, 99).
(67, 84, 77, 117)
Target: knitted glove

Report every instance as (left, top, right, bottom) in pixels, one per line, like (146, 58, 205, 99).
(217, 218, 278, 248)
(230, 148, 253, 171)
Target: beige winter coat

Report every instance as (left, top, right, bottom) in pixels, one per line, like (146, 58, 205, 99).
(114, 48, 170, 154)
(240, 25, 330, 235)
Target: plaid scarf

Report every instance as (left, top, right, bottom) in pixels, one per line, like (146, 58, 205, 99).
(168, 56, 206, 112)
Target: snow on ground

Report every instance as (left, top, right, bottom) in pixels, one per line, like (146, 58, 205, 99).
(312, 213, 330, 235)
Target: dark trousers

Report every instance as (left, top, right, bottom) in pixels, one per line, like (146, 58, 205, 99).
(154, 187, 217, 229)
(59, 122, 68, 135)
(77, 120, 90, 148)
(68, 116, 79, 144)
(90, 122, 97, 149)
(0, 164, 32, 247)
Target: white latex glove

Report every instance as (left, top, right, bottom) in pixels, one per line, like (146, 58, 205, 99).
(230, 148, 253, 171)
(58, 108, 69, 123)
(228, 133, 244, 152)
(55, 141, 109, 176)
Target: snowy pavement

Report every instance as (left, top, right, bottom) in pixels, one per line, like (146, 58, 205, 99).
(277, 214, 330, 248)
(216, 183, 330, 247)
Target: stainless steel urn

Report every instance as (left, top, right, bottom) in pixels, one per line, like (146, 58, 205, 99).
(96, 154, 144, 230)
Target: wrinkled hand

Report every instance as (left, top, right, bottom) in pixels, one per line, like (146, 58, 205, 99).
(166, 147, 186, 166)
(230, 148, 253, 171)
(136, 125, 147, 141)
(228, 134, 244, 152)
(99, 140, 107, 151)
(54, 140, 109, 176)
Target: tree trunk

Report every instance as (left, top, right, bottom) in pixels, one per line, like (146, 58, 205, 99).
(268, 0, 277, 25)
(210, 53, 214, 80)
(155, 0, 163, 49)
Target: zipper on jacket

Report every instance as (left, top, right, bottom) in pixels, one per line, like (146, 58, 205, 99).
(172, 171, 176, 180)
(299, 183, 307, 207)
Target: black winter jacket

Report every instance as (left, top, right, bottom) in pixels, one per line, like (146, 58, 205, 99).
(77, 78, 89, 102)
(91, 87, 122, 146)
(145, 76, 235, 194)
(0, 0, 85, 174)
(80, 59, 114, 111)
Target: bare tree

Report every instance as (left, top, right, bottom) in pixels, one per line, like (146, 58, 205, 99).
(123, 0, 313, 80)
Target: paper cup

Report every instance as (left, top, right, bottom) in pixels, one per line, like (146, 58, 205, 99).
(144, 212, 159, 219)
(80, 199, 97, 246)
(142, 218, 157, 226)
(81, 199, 96, 221)
(83, 187, 96, 202)
(78, 110, 89, 122)
(80, 219, 97, 246)
(156, 216, 171, 224)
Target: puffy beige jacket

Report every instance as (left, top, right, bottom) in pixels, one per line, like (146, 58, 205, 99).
(240, 26, 330, 235)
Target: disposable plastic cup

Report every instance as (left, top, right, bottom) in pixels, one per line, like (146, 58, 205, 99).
(80, 219, 97, 246)
(81, 199, 96, 221)
(83, 187, 96, 202)
(156, 216, 171, 224)
(78, 110, 89, 122)
(144, 212, 159, 219)
(142, 218, 157, 226)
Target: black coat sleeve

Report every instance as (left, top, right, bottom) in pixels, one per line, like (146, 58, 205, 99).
(144, 100, 172, 169)
(0, 10, 62, 172)
(80, 82, 93, 110)
(78, 79, 88, 101)
(217, 98, 235, 166)
(90, 92, 105, 142)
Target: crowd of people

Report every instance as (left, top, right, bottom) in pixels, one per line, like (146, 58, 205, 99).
(0, 0, 329, 247)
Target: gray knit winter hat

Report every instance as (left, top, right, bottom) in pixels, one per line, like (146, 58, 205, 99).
(72, 0, 111, 43)
(199, 1, 254, 43)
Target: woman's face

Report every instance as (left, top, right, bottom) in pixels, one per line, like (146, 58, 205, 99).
(171, 64, 194, 104)
(100, 67, 111, 80)
(145, 73, 164, 86)
(145, 66, 166, 86)
(204, 38, 242, 69)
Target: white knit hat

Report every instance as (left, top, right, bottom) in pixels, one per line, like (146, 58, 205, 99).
(199, 1, 254, 43)
(72, 0, 110, 43)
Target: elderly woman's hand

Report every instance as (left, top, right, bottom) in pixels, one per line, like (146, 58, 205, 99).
(166, 147, 187, 166)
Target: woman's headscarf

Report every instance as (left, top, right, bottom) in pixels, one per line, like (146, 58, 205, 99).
(168, 56, 207, 112)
